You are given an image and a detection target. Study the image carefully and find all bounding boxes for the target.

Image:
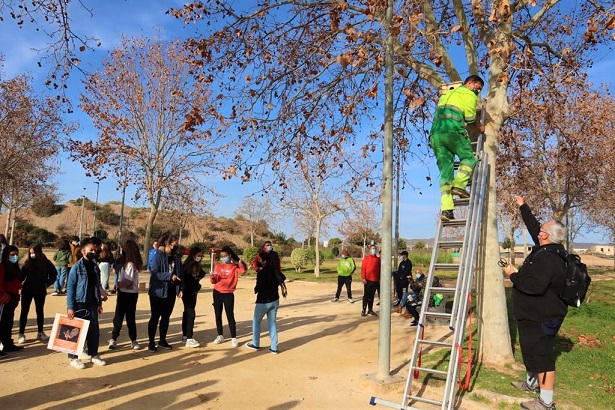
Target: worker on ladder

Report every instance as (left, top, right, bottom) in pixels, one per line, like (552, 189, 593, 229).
(430, 75, 485, 222)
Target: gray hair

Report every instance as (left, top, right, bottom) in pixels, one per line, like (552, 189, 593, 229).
(545, 220, 566, 244)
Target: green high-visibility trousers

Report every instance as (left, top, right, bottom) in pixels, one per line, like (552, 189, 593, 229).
(430, 132, 477, 211)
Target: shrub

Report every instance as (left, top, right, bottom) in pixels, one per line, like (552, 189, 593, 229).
(93, 229, 109, 241)
(242, 246, 259, 268)
(290, 248, 311, 272)
(331, 246, 340, 257)
(31, 193, 63, 217)
(96, 204, 121, 226)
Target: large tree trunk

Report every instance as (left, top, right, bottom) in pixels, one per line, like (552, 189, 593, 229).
(480, 64, 515, 365)
(314, 217, 322, 278)
(144, 191, 162, 258)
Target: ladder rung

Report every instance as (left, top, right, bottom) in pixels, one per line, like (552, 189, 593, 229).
(453, 198, 469, 206)
(430, 286, 456, 293)
(412, 366, 448, 376)
(433, 263, 459, 270)
(418, 338, 453, 347)
(406, 394, 442, 406)
(423, 311, 451, 318)
(438, 240, 463, 249)
(442, 219, 466, 227)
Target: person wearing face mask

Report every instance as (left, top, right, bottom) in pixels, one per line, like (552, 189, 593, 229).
(65, 239, 107, 369)
(147, 234, 181, 352)
(210, 246, 246, 348)
(179, 247, 207, 348)
(0, 245, 24, 355)
(360, 244, 381, 317)
(430, 75, 485, 222)
(18, 243, 57, 344)
(108, 240, 143, 351)
(332, 249, 356, 303)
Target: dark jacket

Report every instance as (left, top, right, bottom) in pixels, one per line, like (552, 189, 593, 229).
(396, 259, 413, 284)
(181, 259, 206, 293)
(149, 249, 181, 299)
(19, 258, 56, 296)
(254, 252, 285, 304)
(510, 204, 568, 322)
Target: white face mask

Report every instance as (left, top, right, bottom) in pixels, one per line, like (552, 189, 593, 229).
(30, 254, 36, 259)
(194, 256, 202, 262)
(220, 256, 230, 263)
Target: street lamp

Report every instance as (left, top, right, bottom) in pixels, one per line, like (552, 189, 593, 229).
(93, 181, 100, 237)
(78, 188, 86, 239)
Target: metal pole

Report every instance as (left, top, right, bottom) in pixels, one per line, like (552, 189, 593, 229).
(78, 188, 86, 239)
(376, 0, 394, 380)
(394, 150, 400, 269)
(93, 181, 100, 236)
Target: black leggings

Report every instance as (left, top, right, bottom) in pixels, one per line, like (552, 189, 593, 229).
(19, 293, 46, 334)
(111, 291, 139, 341)
(213, 290, 236, 338)
(182, 290, 198, 339)
(148, 294, 176, 345)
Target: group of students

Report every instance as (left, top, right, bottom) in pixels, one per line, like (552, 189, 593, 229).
(0, 235, 288, 367)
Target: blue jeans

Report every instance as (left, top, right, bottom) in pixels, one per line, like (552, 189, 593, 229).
(54, 266, 68, 292)
(99, 262, 111, 291)
(252, 300, 279, 350)
(68, 302, 100, 359)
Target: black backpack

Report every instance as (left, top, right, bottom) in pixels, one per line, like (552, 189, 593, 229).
(545, 249, 592, 308)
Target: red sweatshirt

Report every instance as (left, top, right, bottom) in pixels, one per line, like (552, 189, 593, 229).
(361, 255, 381, 282)
(210, 261, 246, 293)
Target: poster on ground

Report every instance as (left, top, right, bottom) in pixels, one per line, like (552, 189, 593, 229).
(47, 313, 90, 355)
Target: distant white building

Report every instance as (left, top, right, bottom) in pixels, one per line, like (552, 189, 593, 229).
(589, 245, 614, 256)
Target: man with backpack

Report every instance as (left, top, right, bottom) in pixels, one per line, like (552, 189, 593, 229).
(503, 196, 568, 410)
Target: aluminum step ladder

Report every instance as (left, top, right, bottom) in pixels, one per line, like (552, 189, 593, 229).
(371, 136, 489, 410)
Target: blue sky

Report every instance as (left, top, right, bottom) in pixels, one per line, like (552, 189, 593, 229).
(0, 1, 611, 244)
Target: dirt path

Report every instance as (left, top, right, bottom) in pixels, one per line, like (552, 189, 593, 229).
(1, 279, 493, 409)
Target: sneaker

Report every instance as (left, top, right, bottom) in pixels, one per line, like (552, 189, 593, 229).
(17, 334, 26, 344)
(70, 359, 85, 369)
(410, 320, 419, 326)
(348, 298, 354, 303)
(51, 291, 59, 296)
(108, 339, 117, 350)
(331, 297, 339, 302)
(231, 338, 238, 348)
(185, 338, 201, 348)
(440, 210, 455, 221)
(451, 187, 470, 199)
(157, 341, 172, 350)
(148, 344, 157, 352)
(182, 336, 188, 343)
(520, 397, 556, 410)
(213, 335, 224, 344)
(368, 310, 378, 317)
(37, 332, 49, 342)
(91, 355, 107, 366)
(269, 348, 279, 354)
(245, 342, 260, 351)
(512, 380, 540, 394)
(131, 341, 142, 350)
(361, 310, 367, 317)
(2, 344, 24, 352)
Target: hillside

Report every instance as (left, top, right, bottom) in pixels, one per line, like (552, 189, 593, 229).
(0, 201, 273, 249)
